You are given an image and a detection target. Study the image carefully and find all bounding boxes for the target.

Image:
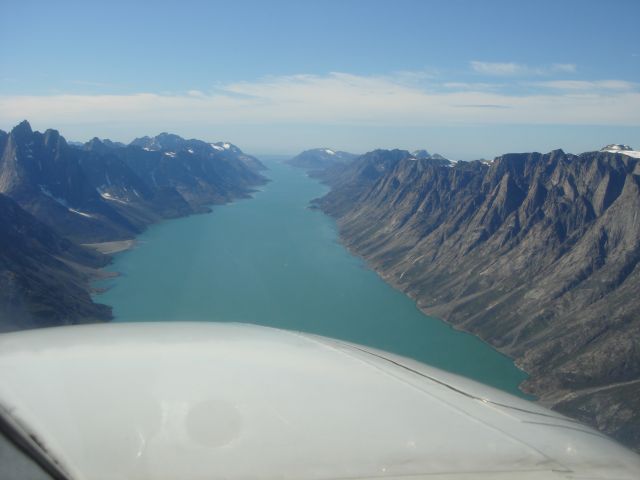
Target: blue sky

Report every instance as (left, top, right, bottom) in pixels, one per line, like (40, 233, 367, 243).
(1, 0, 639, 159)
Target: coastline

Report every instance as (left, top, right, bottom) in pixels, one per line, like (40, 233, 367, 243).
(88, 177, 271, 300)
(329, 217, 533, 397)
(83, 239, 137, 255)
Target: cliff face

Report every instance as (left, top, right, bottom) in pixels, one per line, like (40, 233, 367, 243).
(316, 148, 640, 450)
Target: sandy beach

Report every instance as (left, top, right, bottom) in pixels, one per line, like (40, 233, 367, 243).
(82, 239, 136, 255)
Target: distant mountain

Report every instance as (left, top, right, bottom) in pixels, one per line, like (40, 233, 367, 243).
(411, 149, 452, 164)
(314, 147, 640, 450)
(0, 192, 111, 332)
(130, 133, 267, 172)
(601, 144, 640, 159)
(286, 148, 358, 171)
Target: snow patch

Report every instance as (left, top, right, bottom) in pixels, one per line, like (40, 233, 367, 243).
(99, 191, 127, 204)
(188, 148, 194, 154)
(603, 149, 640, 159)
(324, 149, 335, 155)
(210, 143, 224, 151)
(602, 144, 632, 151)
(68, 208, 93, 218)
(39, 185, 70, 208)
(164, 151, 176, 158)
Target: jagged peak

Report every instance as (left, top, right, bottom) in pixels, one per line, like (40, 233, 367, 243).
(10, 120, 33, 137)
(411, 149, 431, 159)
(43, 128, 67, 149)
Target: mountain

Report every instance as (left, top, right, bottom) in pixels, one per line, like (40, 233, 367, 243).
(130, 133, 267, 172)
(0, 121, 145, 242)
(286, 148, 358, 171)
(122, 135, 266, 211)
(0, 122, 268, 243)
(0, 192, 111, 332)
(315, 147, 640, 450)
(78, 138, 191, 228)
(601, 144, 640, 158)
(411, 149, 452, 164)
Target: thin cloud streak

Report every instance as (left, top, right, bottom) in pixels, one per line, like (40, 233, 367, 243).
(534, 80, 637, 91)
(470, 61, 528, 76)
(471, 61, 577, 76)
(1, 72, 639, 135)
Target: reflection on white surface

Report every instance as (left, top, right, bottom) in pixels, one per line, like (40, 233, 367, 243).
(0, 322, 639, 480)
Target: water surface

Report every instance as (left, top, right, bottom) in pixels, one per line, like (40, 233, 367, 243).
(97, 159, 529, 396)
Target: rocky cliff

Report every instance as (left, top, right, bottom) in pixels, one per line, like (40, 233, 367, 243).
(315, 148, 640, 450)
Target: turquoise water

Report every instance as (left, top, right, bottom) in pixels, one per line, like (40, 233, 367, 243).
(96, 159, 529, 396)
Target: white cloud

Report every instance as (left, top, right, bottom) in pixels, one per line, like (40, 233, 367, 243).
(471, 61, 577, 76)
(534, 80, 636, 91)
(1, 72, 639, 141)
(551, 63, 577, 73)
(443, 82, 506, 91)
(470, 61, 528, 76)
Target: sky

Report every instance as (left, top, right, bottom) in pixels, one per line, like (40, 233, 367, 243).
(1, 0, 638, 159)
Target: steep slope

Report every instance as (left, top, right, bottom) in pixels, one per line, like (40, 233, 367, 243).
(0, 122, 141, 242)
(79, 138, 194, 225)
(316, 148, 640, 450)
(0, 193, 111, 332)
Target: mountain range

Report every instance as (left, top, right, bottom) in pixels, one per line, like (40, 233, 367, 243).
(0, 121, 267, 331)
(312, 146, 640, 450)
(286, 148, 358, 171)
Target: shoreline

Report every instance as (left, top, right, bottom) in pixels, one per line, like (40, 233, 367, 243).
(328, 216, 533, 398)
(87, 178, 271, 299)
(82, 239, 137, 255)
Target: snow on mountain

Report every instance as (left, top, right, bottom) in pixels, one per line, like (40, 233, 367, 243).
(601, 144, 640, 158)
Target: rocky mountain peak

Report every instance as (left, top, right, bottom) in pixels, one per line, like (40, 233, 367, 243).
(10, 120, 33, 138)
(601, 144, 633, 152)
(130, 132, 187, 152)
(43, 128, 66, 149)
(411, 149, 431, 159)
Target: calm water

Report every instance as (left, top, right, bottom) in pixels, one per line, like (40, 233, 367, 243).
(96, 159, 529, 396)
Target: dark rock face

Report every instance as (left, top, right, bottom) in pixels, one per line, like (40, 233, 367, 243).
(0, 123, 143, 242)
(286, 148, 358, 172)
(0, 122, 268, 332)
(316, 148, 640, 450)
(0, 193, 111, 332)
